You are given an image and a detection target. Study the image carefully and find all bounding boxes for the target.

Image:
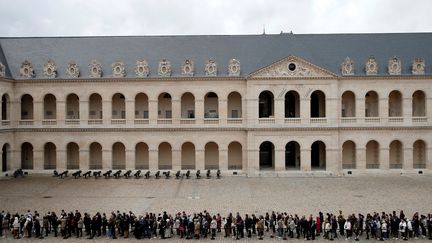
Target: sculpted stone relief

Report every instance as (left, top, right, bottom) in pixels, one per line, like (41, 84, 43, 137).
(341, 57, 354, 76)
(0, 62, 5, 77)
(66, 62, 80, 78)
(228, 59, 241, 76)
(388, 56, 401, 75)
(182, 59, 194, 76)
(158, 59, 171, 77)
(135, 60, 149, 77)
(412, 58, 425, 75)
(9, 56, 429, 79)
(252, 56, 332, 78)
(43, 60, 58, 79)
(365, 56, 378, 75)
(112, 60, 126, 78)
(20, 60, 35, 78)
(204, 60, 217, 76)
(88, 60, 102, 78)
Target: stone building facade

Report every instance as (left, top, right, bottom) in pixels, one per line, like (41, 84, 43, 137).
(0, 33, 431, 176)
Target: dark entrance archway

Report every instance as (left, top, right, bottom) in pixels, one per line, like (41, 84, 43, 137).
(259, 141, 274, 169)
(285, 141, 300, 169)
(2, 144, 9, 172)
(311, 141, 326, 170)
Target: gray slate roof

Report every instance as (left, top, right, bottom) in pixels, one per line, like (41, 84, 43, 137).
(1, 33, 432, 79)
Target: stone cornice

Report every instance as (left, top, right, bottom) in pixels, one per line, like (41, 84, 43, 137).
(12, 76, 246, 84)
(1, 126, 431, 133)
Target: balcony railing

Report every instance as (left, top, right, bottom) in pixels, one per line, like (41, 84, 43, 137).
(19, 120, 34, 125)
(204, 118, 219, 124)
(284, 118, 301, 124)
(258, 118, 275, 124)
(389, 163, 403, 169)
(111, 119, 126, 124)
(1, 120, 10, 126)
(65, 119, 80, 125)
(366, 164, 380, 169)
(157, 118, 172, 124)
(42, 119, 57, 125)
(134, 119, 149, 124)
(413, 163, 426, 169)
(180, 118, 196, 124)
(388, 117, 403, 123)
(365, 117, 380, 123)
(310, 118, 327, 123)
(88, 119, 103, 125)
(342, 164, 356, 169)
(341, 117, 357, 123)
(412, 117, 427, 123)
(227, 118, 243, 124)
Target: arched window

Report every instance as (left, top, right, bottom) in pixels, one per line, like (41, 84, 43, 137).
(205, 142, 219, 169)
(228, 142, 242, 170)
(366, 140, 379, 169)
(341, 91, 355, 117)
(310, 91, 325, 117)
(342, 140, 356, 169)
(258, 91, 274, 118)
(285, 91, 300, 118)
(181, 142, 196, 169)
(259, 141, 274, 169)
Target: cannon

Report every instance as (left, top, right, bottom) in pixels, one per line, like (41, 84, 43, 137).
(72, 170, 82, 179)
(83, 171, 92, 178)
(113, 170, 122, 178)
(103, 170, 112, 178)
(196, 170, 201, 179)
(124, 170, 132, 178)
(134, 170, 141, 178)
(144, 171, 151, 179)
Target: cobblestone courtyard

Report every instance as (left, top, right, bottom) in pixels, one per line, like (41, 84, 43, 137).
(0, 174, 431, 242)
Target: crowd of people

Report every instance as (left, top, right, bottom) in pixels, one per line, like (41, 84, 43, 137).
(0, 209, 431, 241)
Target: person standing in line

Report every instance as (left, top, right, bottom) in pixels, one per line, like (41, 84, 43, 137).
(210, 215, 217, 240)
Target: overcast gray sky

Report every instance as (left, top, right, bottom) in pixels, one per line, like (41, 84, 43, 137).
(0, 0, 431, 36)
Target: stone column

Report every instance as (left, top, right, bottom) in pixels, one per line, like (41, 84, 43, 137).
(148, 149, 158, 170)
(402, 97, 412, 119)
(57, 149, 66, 170)
(219, 148, 228, 171)
(11, 100, 20, 126)
(247, 97, 258, 125)
(102, 149, 112, 169)
(379, 147, 389, 170)
(33, 149, 44, 170)
(300, 98, 310, 123)
(125, 149, 135, 169)
(427, 97, 432, 120)
(79, 99, 89, 123)
(218, 99, 227, 125)
(274, 98, 284, 124)
(148, 100, 158, 125)
(10, 148, 21, 170)
(300, 148, 311, 171)
(79, 149, 89, 170)
(427, 146, 432, 170)
(195, 149, 205, 170)
(327, 97, 338, 122)
(33, 101, 43, 125)
(171, 99, 181, 124)
(195, 99, 204, 124)
(356, 148, 366, 171)
(172, 149, 181, 171)
(274, 148, 285, 171)
(326, 147, 339, 173)
(125, 99, 135, 125)
(57, 100, 66, 123)
(379, 97, 388, 120)
(247, 148, 259, 176)
(102, 100, 112, 124)
(356, 97, 365, 119)
(403, 146, 413, 170)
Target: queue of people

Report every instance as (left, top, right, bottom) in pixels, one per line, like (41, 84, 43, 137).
(0, 209, 432, 241)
